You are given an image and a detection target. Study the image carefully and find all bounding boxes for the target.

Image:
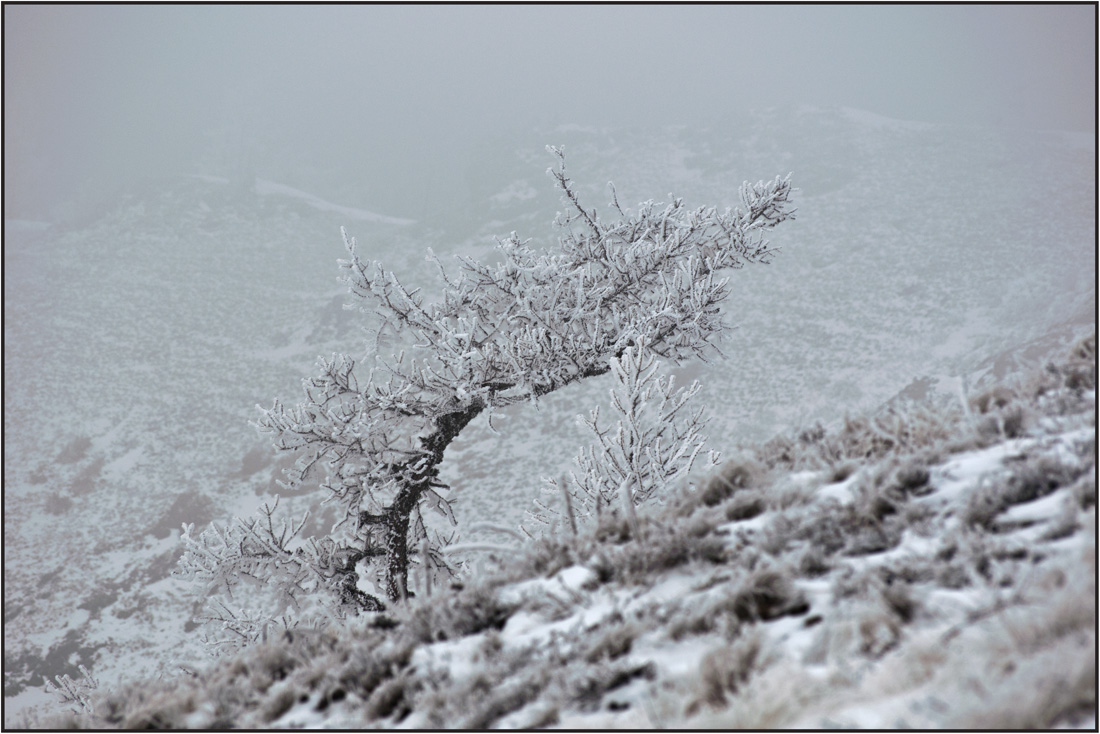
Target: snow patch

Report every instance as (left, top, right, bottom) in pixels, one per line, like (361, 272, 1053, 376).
(839, 106, 937, 131)
(103, 445, 146, 479)
(253, 178, 415, 225)
(187, 174, 230, 185)
(498, 564, 595, 606)
(554, 123, 603, 135)
(490, 179, 538, 204)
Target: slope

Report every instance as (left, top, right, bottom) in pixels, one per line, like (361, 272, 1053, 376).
(34, 331, 1096, 729)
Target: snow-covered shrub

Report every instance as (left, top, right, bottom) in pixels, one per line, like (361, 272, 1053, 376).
(45, 664, 99, 716)
(181, 147, 795, 642)
(528, 340, 720, 535)
(176, 498, 372, 653)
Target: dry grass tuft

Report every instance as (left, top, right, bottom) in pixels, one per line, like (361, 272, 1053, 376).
(726, 567, 809, 623)
(698, 461, 760, 507)
(364, 673, 411, 720)
(583, 618, 638, 663)
(685, 631, 766, 715)
(586, 512, 728, 586)
(723, 490, 767, 521)
(401, 579, 517, 644)
(759, 400, 965, 474)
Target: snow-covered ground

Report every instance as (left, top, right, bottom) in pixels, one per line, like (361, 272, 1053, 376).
(23, 340, 1097, 728)
(3, 106, 1095, 726)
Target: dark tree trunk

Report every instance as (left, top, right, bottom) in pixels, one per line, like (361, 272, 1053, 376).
(383, 502, 413, 600)
(377, 401, 485, 601)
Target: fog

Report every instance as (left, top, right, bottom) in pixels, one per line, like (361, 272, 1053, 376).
(4, 4, 1095, 221)
(4, 7, 1097, 723)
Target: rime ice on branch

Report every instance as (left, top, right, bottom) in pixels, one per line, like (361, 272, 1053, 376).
(254, 147, 796, 603)
(530, 339, 721, 535)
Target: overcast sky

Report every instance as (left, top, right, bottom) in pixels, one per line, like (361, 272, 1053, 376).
(4, 4, 1095, 219)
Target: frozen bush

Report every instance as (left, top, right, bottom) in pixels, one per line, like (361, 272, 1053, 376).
(530, 341, 720, 534)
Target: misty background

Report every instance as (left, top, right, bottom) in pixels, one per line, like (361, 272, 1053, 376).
(3, 4, 1096, 725)
(5, 4, 1095, 223)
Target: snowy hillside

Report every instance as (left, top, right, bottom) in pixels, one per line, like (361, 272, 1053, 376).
(3, 106, 1095, 725)
(27, 332, 1098, 729)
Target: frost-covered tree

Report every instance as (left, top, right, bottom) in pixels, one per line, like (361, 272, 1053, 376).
(194, 147, 794, 613)
(530, 339, 720, 535)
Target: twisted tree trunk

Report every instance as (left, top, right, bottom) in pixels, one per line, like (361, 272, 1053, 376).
(372, 402, 485, 601)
